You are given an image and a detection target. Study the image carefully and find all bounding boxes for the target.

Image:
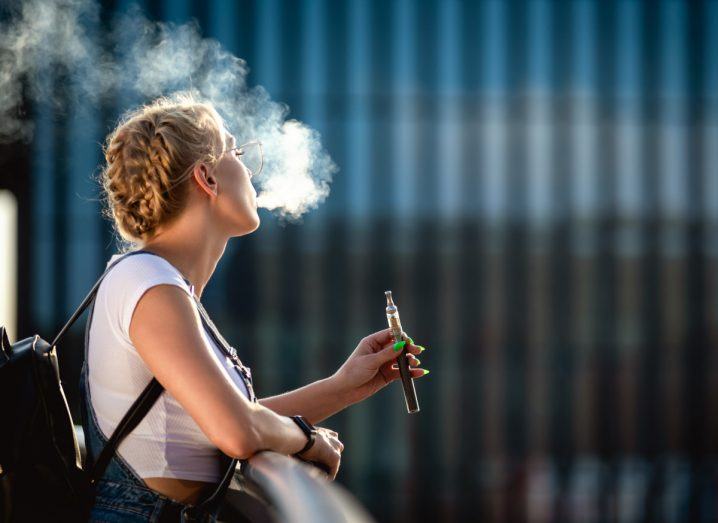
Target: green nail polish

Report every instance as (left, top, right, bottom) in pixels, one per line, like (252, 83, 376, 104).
(393, 340, 406, 352)
(415, 358, 421, 365)
(417, 346, 426, 353)
(408, 337, 414, 345)
(423, 369, 430, 375)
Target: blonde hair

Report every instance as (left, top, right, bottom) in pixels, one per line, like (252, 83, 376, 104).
(100, 92, 230, 247)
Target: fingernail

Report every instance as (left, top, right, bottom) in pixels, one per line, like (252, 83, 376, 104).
(408, 337, 414, 345)
(417, 346, 426, 353)
(423, 369, 430, 375)
(415, 358, 421, 365)
(393, 340, 406, 352)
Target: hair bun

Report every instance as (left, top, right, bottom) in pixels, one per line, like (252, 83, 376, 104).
(99, 93, 228, 245)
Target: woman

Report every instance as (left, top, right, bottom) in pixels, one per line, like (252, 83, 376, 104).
(80, 93, 429, 521)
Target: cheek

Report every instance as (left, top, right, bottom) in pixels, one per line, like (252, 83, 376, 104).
(240, 177, 256, 201)
(228, 179, 256, 215)
(224, 172, 247, 200)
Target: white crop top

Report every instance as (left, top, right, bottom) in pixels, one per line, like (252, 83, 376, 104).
(86, 252, 250, 482)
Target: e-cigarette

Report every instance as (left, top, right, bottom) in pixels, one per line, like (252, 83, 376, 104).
(385, 291, 420, 413)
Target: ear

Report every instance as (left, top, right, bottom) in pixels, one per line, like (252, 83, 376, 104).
(192, 163, 217, 198)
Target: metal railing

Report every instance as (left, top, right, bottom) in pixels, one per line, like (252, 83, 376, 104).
(76, 426, 376, 522)
(222, 451, 376, 523)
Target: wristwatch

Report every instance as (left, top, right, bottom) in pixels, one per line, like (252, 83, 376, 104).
(290, 415, 317, 456)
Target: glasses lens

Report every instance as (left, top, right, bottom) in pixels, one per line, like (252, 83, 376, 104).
(240, 142, 262, 177)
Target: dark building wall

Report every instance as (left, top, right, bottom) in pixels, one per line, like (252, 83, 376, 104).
(2, 1, 718, 521)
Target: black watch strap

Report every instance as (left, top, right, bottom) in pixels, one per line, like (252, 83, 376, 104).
(290, 415, 316, 455)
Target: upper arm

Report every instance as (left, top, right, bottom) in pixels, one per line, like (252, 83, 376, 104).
(128, 284, 257, 458)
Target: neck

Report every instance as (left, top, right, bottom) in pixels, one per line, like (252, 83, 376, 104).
(139, 206, 228, 299)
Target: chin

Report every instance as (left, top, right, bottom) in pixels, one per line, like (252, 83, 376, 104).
(234, 215, 260, 237)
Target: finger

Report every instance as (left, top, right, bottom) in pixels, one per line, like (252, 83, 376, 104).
(325, 431, 342, 447)
(363, 328, 395, 351)
(372, 342, 404, 366)
(386, 367, 429, 380)
(331, 453, 341, 480)
(403, 335, 427, 356)
(407, 342, 424, 355)
(387, 352, 419, 366)
(322, 429, 343, 451)
(313, 459, 333, 477)
(380, 337, 423, 355)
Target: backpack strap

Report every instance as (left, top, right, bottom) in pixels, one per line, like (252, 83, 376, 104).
(88, 377, 164, 485)
(50, 248, 156, 485)
(51, 250, 150, 348)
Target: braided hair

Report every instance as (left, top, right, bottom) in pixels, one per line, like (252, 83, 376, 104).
(100, 93, 229, 246)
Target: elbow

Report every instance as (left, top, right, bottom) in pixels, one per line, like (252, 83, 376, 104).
(213, 424, 260, 460)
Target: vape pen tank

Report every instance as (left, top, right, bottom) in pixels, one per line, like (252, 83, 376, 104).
(385, 291, 420, 413)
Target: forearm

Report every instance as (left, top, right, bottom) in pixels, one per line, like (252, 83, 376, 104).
(258, 375, 352, 426)
(245, 402, 309, 457)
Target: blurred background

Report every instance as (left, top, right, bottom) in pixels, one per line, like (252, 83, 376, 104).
(1, 0, 718, 521)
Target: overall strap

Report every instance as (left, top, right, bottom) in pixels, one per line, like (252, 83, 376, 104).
(194, 298, 257, 403)
(186, 303, 243, 517)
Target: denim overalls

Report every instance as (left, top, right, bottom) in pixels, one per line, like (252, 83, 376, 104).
(79, 251, 257, 522)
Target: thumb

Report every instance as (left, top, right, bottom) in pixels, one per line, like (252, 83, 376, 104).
(372, 341, 405, 366)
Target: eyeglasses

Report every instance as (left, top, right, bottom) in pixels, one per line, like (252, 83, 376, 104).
(229, 140, 263, 178)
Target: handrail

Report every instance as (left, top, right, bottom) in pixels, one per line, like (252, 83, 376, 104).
(75, 426, 376, 522)
(225, 451, 377, 523)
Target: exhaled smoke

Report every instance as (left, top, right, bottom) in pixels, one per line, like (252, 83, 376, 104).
(0, 0, 335, 222)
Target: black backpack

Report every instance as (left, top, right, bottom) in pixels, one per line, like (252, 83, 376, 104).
(0, 251, 238, 522)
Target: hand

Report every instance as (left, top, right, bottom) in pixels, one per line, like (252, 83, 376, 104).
(332, 328, 428, 406)
(295, 426, 344, 480)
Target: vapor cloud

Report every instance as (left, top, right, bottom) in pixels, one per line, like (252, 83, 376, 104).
(0, 0, 335, 221)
